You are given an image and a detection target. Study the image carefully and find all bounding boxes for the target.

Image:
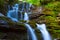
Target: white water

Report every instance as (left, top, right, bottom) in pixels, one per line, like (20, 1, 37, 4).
(24, 12, 29, 22)
(25, 24, 37, 40)
(7, 10, 18, 22)
(24, 12, 37, 40)
(36, 24, 51, 40)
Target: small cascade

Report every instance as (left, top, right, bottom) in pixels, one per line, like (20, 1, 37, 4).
(20, 3, 24, 20)
(7, 4, 19, 22)
(24, 12, 29, 22)
(25, 24, 37, 40)
(14, 4, 19, 20)
(7, 10, 18, 22)
(36, 24, 52, 40)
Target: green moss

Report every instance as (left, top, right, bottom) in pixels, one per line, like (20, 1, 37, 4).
(45, 1, 60, 16)
(28, 20, 36, 28)
(26, 0, 40, 6)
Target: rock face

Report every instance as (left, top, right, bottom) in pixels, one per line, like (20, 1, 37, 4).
(0, 22, 27, 40)
(0, 31, 27, 40)
(29, 7, 44, 19)
(29, 13, 44, 19)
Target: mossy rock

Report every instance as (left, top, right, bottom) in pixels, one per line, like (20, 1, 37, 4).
(0, 16, 27, 30)
(28, 20, 36, 28)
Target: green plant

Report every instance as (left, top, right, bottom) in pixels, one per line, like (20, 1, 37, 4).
(24, 0, 40, 6)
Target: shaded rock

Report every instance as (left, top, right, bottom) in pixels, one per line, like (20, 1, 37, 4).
(0, 13, 4, 16)
(0, 20, 8, 25)
(29, 7, 45, 19)
(29, 13, 44, 19)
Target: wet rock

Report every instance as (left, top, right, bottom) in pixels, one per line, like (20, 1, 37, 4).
(0, 30, 27, 40)
(0, 13, 4, 16)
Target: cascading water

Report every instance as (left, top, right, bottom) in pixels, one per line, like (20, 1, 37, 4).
(25, 24, 37, 40)
(7, 9, 18, 22)
(24, 3, 37, 40)
(20, 3, 24, 20)
(7, 3, 37, 40)
(24, 9, 37, 40)
(36, 24, 52, 40)
(7, 4, 19, 22)
(24, 12, 29, 22)
(14, 4, 19, 20)
(7, 2, 52, 40)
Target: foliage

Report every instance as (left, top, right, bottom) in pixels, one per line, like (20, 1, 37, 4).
(25, 0, 40, 6)
(39, 15, 60, 38)
(45, 1, 60, 11)
(44, 1, 60, 16)
(0, 0, 4, 12)
(0, 0, 4, 6)
(45, 16, 58, 27)
(43, 10, 56, 16)
(8, 0, 19, 5)
(29, 20, 36, 28)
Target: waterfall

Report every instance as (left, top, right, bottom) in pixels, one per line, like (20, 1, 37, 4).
(24, 12, 29, 22)
(36, 24, 52, 40)
(24, 12, 37, 40)
(14, 4, 19, 20)
(6, 2, 52, 40)
(7, 10, 18, 22)
(7, 4, 19, 22)
(25, 24, 37, 40)
(24, 3, 37, 40)
(20, 3, 25, 20)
